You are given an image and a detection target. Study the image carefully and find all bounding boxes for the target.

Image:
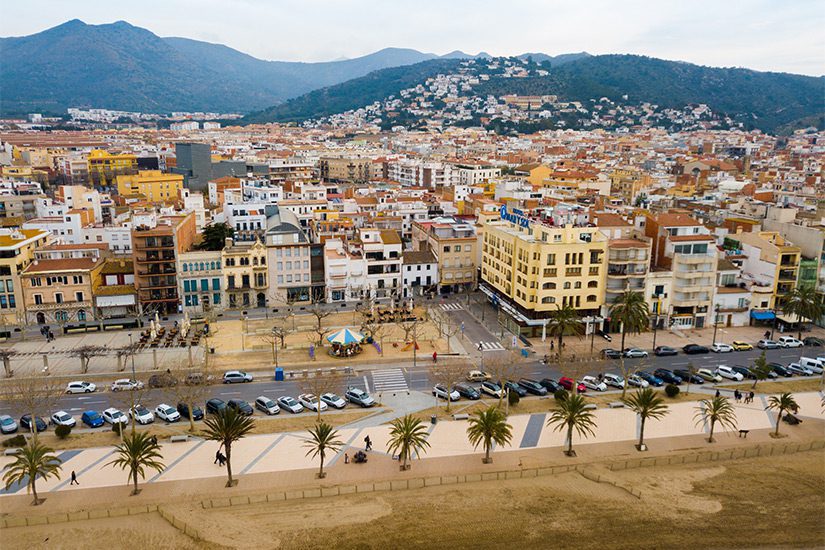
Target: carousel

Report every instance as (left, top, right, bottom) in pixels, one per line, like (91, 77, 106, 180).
(327, 328, 365, 357)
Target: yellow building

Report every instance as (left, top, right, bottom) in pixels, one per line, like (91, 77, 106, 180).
(609, 168, 652, 204)
(116, 170, 184, 202)
(87, 149, 137, 186)
(480, 206, 607, 337)
(515, 163, 553, 187)
(0, 228, 53, 330)
(733, 231, 801, 311)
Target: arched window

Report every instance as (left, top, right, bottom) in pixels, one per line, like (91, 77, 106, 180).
(563, 282, 571, 289)
(586, 294, 597, 302)
(587, 280, 598, 288)
(77, 309, 86, 321)
(542, 282, 556, 290)
(541, 296, 556, 304)
(200, 262, 205, 271)
(183, 264, 188, 272)
(574, 281, 582, 289)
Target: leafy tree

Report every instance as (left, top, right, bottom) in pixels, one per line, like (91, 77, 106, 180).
(546, 393, 597, 456)
(203, 407, 255, 487)
(387, 415, 431, 470)
(781, 286, 824, 339)
(750, 351, 772, 389)
(2, 441, 63, 505)
(765, 393, 799, 437)
(106, 432, 165, 495)
(622, 388, 669, 450)
(304, 422, 343, 478)
(694, 396, 737, 443)
(466, 406, 513, 463)
(197, 223, 234, 251)
(546, 303, 583, 363)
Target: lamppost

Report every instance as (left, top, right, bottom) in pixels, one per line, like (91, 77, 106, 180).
(651, 294, 661, 350)
(711, 304, 720, 347)
(128, 333, 137, 436)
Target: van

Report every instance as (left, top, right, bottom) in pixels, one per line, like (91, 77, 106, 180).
(778, 336, 803, 348)
(798, 357, 824, 374)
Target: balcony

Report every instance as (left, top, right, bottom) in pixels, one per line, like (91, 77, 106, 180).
(607, 266, 647, 277)
(778, 269, 797, 282)
(565, 267, 582, 277)
(677, 255, 714, 265)
(27, 300, 93, 311)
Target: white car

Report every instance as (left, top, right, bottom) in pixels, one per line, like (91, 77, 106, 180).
(580, 376, 608, 392)
(130, 405, 155, 424)
(154, 403, 181, 422)
(432, 384, 460, 401)
(50, 410, 76, 427)
(299, 393, 328, 412)
(627, 374, 649, 388)
(466, 370, 491, 382)
(711, 343, 734, 353)
(697, 368, 723, 383)
(102, 407, 129, 425)
(799, 357, 824, 374)
(480, 381, 504, 398)
(622, 348, 649, 358)
(777, 336, 803, 348)
(111, 379, 144, 392)
(277, 396, 304, 414)
(66, 381, 97, 394)
(715, 365, 744, 381)
(254, 396, 280, 415)
(320, 392, 347, 409)
(602, 373, 625, 389)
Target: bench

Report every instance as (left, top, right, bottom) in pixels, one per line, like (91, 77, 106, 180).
(583, 404, 598, 411)
(452, 413, 469, 421)
(169, 435, 189, 443)
(738, 430, 749, 438)
(608, 402, 625, 409)
(3, 448, 22, 456)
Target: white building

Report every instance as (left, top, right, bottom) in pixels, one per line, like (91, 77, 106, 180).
(402, 250, 438, 297)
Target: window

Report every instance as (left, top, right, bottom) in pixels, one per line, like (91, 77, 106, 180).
(574, 281, 581, 289)
(454, 245, 461, 252)
(443, 246, 450, 253)
(34, 294, 43, 305)
(277, 275, 283, 284)
(563, 282, 571, 289)
(77, 309, 87, 321)
(73, 275, 83, 284)
(541, 296, 556, 304)
(75, 291, 84, 302)
(212, 278, 220, 290)
(201, 279, 209, 292)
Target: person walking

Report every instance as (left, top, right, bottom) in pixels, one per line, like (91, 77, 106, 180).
(364, 435, 372, 451)
(748, 391, 755, 404)
(715, 389, 721, 398)
(432, 351, 437, 363)
(344, 453, 349, 464)
(550, 341, 554, 351)
(70, 470, 79, 485)
(214, 450, 222, 464)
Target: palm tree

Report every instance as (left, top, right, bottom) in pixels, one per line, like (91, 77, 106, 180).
(622, 388, 669, 450)
(546, 393, 597, 456)
(609, 290, 650, 354)
(387, 415, 431, 470)
(694, 396, 737, 443)
(782, 286, 824, 339)
(304, 422, 343, 478)
(466, 406, 513, 463)
(203, 407, 255, 487)
(106, 432, 165, 495)
(546, 303, 583, 362)
(765, 393, 799, 437)
(2, 441, 63, 505)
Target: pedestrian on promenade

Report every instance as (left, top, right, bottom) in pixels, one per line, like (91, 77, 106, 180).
(715, 389, 721, 398)
(432, 351, 437, 363)
(218, 452, 226, 466)
(749, 391, 755, 404)
(550, 341, 554, 351)
(364, 435, 372, 451)
(214, 450, 222, 464)
(734, 390, 741, 402)
(344, 453, 349, 464)
(70, 471, 79, 485)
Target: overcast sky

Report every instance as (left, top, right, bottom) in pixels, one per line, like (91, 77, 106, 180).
(3, 0, 823, 75)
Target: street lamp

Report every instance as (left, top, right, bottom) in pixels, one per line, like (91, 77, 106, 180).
(711, 304, 720, 347)
(651, 295, 661, 350)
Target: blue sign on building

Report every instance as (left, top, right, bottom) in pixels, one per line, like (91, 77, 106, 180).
(500, 205, 530, 228)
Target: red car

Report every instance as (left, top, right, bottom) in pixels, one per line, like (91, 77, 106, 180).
(558, 377, 586, 393)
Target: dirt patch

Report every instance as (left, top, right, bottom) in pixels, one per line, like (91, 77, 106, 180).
(724, 378, 824, 395)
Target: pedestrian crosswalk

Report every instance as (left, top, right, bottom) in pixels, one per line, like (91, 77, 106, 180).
(440, 303, 464, 311)
(370, 368, 409, 392)
(476, 341, 505, 351)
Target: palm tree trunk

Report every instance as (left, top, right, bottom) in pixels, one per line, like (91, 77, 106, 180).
(566, 423, 573, 455)
(31, 480, 38, 505)
(639, 417, 646, 448)
(708, 419, 715, 443)
(319, 450, 325, 478)
(485, 440, 491, 463)
(775, 409, 782, 435)
(133, 467, 139, 495)
(225, 442, 233, 486)
(620, 326, 627, 355)
(620, 358, 628, 399)
(188, 401, 195, 432)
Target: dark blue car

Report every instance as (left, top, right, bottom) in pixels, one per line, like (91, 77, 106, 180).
(19, 414, 47, 432)
(81, 410, 104, 428)
(635, 371, 664, 387)
(654, 369, 683, 385)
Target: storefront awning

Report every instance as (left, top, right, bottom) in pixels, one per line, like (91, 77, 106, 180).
(750, 310, 775, 321)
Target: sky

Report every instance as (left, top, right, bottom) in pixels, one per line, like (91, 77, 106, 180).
(3, 0, 823, 75)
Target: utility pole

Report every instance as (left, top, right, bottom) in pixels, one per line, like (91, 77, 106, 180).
(651, 295, 660, 350)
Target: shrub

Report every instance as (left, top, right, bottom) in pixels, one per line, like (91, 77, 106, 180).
(2, 434, 26, 448)
(54, 424, 72, 439)
(112, 422, 125, 435)
(665, 384, 680, 398)
(508, 389, 520, 406)
(554, 389, 569, 401)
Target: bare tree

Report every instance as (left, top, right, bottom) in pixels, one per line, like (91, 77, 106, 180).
(298, 370, 345, 421)
(394, 310, 429, 369)
(484, 351, 527, 408)
(259, 318, 293, 369)
(199, 311, 219, 371)
(306, 298, 333, 349)
(172, 362, 214, 432)
(431, 309, 461, 354)
(356, 300, 386, 356)
(432, 362, 466, 413)
(0, 376, 63, 441)
(0, 349, 16, 378)
(116, 342, 141, 373)
(70, 345, 107, 374)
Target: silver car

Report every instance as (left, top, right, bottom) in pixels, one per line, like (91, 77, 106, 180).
(0, 414, 18, 434)
(277, 396, 304, 414)
(255, 396, 280, 415)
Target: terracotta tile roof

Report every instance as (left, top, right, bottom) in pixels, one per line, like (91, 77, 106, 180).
(22, 257, 102, 274)
(656, 213, 700, 227)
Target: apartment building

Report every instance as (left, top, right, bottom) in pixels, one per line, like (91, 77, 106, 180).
(733, 230, 801, 311)
(178, 250, 223, 313)
(222, 239, 268, 309)
(402, 250, 438, 298)
(0, 228, 52, 328)
(94, 257, 138, 320)
(115, 170, 184, 202)
(264, 207, 312, 304)
(323, 239, 367, 303)
(354, 228, 402, 299)
(87, 149, 137, 186)
(454, 162, 501, 186)
(412, 217, 477, 294)
(319, 156, 382, 183)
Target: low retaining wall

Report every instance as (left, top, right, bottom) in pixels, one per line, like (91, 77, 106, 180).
(1, 503, 159, 529)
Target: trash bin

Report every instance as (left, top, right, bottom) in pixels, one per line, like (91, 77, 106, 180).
(275, 367, 284, 381)
(431, 415, 437, 425)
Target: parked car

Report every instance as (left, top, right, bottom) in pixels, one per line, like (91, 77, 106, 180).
(683, 344, 710, 355)
(715, 365, 744, 381)
(767, 363, 791, 377)
(130, 405, 155, 424)
(580, 375, 607, 392)
(0, 414, 18, 434)
(802, 336, 824, 347)
(148, 373, 178, 388)
(433, 384, 461, 401)
(50, 410, 76, 427)
(154, 404, 181, 422)
(320, 393, 347, 409)
(277, 396, 304, 414)
(757, 339, 779, 350)
(503, 380, 527, 398)
(298, 394, 328, 412)
(222, 370, 253, 384)
(206, 398, 227, 415)
(602, 373, 624, 389)
(539, 378, 563, 393)
(228, 399, 254, 415)
(102, 408, 128, 426)
(466, 370, 491, 382)
(627, 374, 649, 388)
(177, 402, 204, 420)
(653, 369, 683, 385)
(65, 381, 97, 394)
(518, 378, 548, 396)
(785, 363, 814, 377)
(21, 415, 48, 432)
(480, 380, 504, 398)
(654, 346, 678, 357)
(623, 348, 649, 358)
(453, 383, 480, 400)
(798, 357, 824, 374)
(255, 396, 281, 415)
(600, 348, 622, 359)
(732, 340, 753, 351)
(80, 411, 103, 429)
(674, 369, 705, 384)
(777, 336, 804, 348)
(696, 368, 722, 383)
(344, 387, 375, 408)
(711, 343, 734, 353)
(558, 377, 586, 393)
(111, 378, 143, 392)
(635, 371, 663, 387)
(185, 372, 214, 385)
(730, 366, 754, 380)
